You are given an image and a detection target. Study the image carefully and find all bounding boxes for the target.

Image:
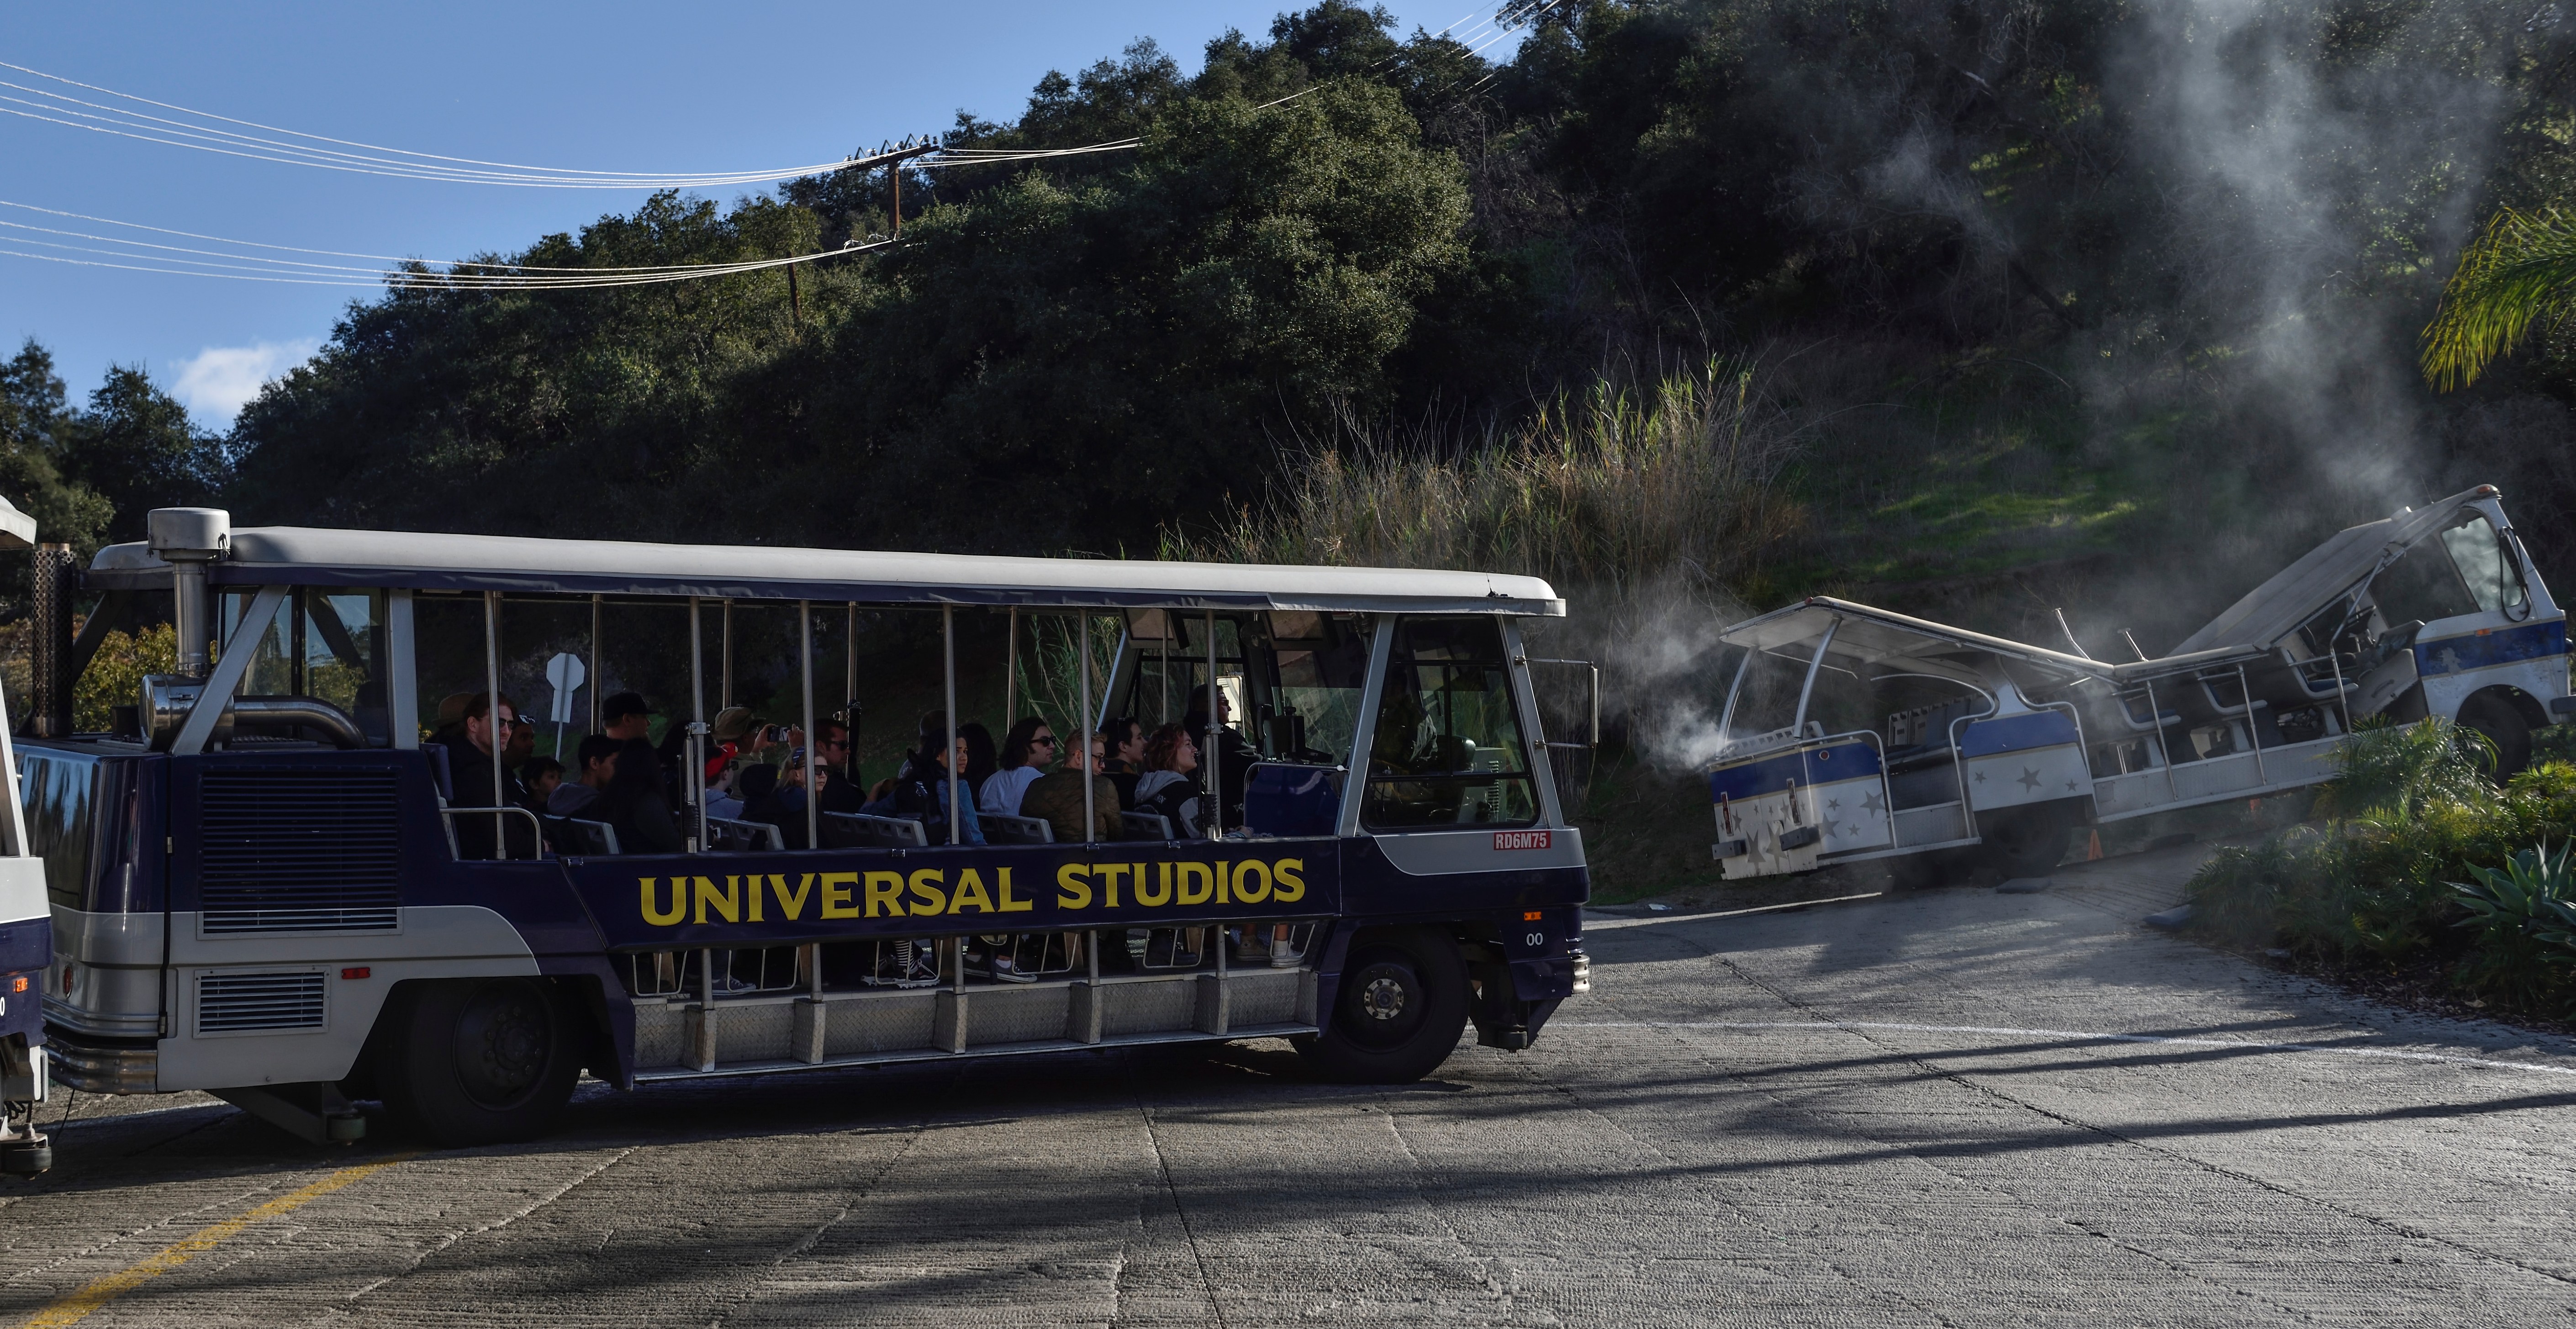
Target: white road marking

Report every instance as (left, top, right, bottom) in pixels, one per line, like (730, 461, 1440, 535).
(1557, 1020, 2576, 1078)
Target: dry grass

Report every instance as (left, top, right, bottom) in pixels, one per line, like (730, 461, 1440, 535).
(1174, 357, 1805, 606)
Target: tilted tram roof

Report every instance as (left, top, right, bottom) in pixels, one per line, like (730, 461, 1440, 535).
(87, 525, 1565, 617)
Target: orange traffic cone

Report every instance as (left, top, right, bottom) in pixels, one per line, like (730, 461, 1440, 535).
(2086, 829, 2104, 861)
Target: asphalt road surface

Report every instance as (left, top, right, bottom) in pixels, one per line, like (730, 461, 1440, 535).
(7, 844, 2576, 1326)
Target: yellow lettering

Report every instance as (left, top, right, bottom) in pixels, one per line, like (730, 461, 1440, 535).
(998, 866, 1033, 912)
(950, 868, 994, 914)
(908, 869, 949, 915)
(1234, 860, 1272, 904)
(641, 876, 685, 926)
(773, 873, 814, 920)
(1135, 860, 1172, 906)
(692, 875, 738, 925)
(820, 872, 860, 919)
(744, 874, 764, 923)
(1215, 860, 1231, 904)
(1056, 862, 1093, 910)
(1096, 863, 1128, 908)
(864, 870, 906, 918)
(1177, 860, 1214, 907)
(1273, 858, 1305, 903)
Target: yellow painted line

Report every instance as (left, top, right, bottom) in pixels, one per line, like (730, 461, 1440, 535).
(19, 1152, 417, 1328)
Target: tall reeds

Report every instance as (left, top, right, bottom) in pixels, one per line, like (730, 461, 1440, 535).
(1177, 357, 1804, 605)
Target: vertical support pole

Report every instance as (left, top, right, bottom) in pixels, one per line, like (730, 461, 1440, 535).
(290, 586, 307, 697)
(689, 597, 707, 855)
(801, 600, 819, 851)
(845, 602, 859, 783)
(2146, 677, 2181, 802)
(1790, 618, 1840, 739)
(589, 593, 603, 735)
(943, 605, 960, 846)
(1004, 607, 1019, 728)
(720, 600, 734, 710)
(1714, 647, 1755, 754)
(483, 591, 507, 858)
(1081, 612, 1095, 844)
(1205, 611, 1219, 840)
(2328, 650, 2353, 736)
(2237, 664, 2267, 784)
(1158, 620, 1168, 723)
(692, 945, 718, 1071)
(890, 157, 902, 237)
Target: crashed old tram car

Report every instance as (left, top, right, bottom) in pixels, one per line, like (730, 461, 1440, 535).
(1707, 485, 2570, 881)
(28, 510, 1591, 1147)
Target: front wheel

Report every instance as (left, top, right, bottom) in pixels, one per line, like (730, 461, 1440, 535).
(2457, 692, 2533, 779)
(379, 979, 578, 1147)
(1294, 930, 1468, 1084)
(1981, 803, 2075, 879)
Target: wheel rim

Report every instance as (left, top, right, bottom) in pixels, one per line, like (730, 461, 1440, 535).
(1339, 957, 1427, 1051)
(450, 982, 552, 1110)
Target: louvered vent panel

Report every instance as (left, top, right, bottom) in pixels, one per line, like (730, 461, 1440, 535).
(199, 766, 402, 933)
(196, 970, 327, 1034)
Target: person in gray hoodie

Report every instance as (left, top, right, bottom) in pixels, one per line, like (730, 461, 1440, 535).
(549, 734, 621, 819)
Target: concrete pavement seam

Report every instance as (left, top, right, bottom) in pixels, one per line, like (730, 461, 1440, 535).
(1131, 1091, 1229, 1329)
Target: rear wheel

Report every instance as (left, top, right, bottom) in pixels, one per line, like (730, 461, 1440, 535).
(1294, 930, 1468, 1084)
(380, 979, 577, 1147)
(2457, 692, 2533, 779)
(1981, 803, 2075, 879)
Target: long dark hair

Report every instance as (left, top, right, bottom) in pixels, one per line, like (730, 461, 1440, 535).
(998, 715, 1050, 770)
(960, 722, 998, 787)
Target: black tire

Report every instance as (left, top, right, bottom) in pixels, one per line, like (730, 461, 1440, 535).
(379, 979, 577, 1147)
(1981, 803, 2075, 879)
(1293, 930, 1469, 1084)
(2457, 692, 2532, 779)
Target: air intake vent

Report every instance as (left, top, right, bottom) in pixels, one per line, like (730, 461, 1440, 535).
(199, 766, 402, 933)
(195, 970, 327, 1034)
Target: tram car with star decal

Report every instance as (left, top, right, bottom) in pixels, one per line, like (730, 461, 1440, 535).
(1707, 485, 2570, 882)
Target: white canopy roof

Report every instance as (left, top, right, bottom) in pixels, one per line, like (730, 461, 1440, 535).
(87, 524, 1564, 617)
(1722, 596, 2264, 686)
(2171, 485, 2500, 655)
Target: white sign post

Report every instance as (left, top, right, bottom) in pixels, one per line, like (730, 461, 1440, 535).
(544, 652, 587, 757)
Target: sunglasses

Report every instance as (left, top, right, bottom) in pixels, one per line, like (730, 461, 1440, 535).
(1031, 735, 1057, 747)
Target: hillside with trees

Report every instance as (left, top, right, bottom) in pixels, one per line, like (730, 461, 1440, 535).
(20, 0, 2576, 672)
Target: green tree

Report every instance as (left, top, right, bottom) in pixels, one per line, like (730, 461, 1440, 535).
(2421, 209, 2576, 391)
(58, 364, 226, 542)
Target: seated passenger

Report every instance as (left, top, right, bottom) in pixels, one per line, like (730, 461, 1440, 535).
(550, 735, 620, 818)
(864, 724, 986, 844)
(1181, 694, 1258, 830)
(450, 692, 538, 860)
(520, 756, 564, 812)
(960, 721, 998, 794)
(601, 691, 686, 803)
(598, 734, 684, 854)
(1020, 729, 1123, 844)
(1102, 716, 1145, 809)
(814, 720, 867, 815)
(735, 763, 805, 849)
(1132, 723, 1205, 839)
(704, 755, 745, 821)
(979, 716, 1055, 816)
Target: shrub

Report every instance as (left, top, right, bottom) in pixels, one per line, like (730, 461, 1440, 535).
(2449, 843, 2576, 1011)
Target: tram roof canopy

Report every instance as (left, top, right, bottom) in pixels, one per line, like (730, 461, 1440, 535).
(87, 524, 1565, 617)
(2171, 485, 2501, 656)
(1721, 596, 2264, 686)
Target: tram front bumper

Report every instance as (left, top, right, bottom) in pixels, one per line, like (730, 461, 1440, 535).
(45, 1029, 157, 1094)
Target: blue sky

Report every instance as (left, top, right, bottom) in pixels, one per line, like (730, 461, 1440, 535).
(0, 1, 1517, 428)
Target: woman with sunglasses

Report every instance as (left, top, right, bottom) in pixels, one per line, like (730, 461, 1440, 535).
(978, 715, 1056, 817)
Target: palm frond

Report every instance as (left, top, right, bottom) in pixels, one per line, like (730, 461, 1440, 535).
(2421, 208, 2576, 391)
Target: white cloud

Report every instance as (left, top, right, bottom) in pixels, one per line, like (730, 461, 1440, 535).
(173, 338, 321, 422)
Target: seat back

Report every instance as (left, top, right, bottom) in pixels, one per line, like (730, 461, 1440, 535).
(706, 817, 785, 852)
(560, 818, 622, 855)
(822, 811, 929, 849)
(984, 812, 1055, 845)
(1121, 810, 1173, 841)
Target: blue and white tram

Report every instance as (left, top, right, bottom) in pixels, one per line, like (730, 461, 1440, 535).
(1708, 484, 2571, 881)
(32, 510, 1591, 1144)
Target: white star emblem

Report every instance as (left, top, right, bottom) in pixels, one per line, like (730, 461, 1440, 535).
(2016, 768, 2043, 791)
(1861, 789, 1886, 814)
